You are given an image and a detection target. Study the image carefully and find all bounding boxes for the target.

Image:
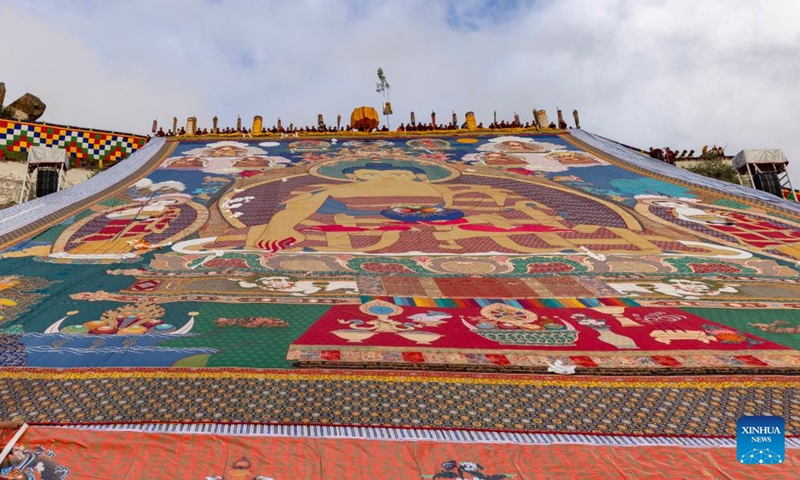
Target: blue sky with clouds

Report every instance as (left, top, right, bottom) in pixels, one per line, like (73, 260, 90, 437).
(3, 0, 800, 177)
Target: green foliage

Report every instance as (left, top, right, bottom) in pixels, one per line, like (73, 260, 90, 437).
(1, 149, 27, 162)
(686, 160, 742, 185)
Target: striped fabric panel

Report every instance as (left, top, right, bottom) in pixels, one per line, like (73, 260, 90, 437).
(359, 296, 640, 308)
(52, 423, 800, 448)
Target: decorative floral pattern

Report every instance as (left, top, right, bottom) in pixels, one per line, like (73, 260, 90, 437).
(0, 371, 796, 436)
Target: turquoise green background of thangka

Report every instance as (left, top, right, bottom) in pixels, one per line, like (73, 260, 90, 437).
(682, 307, 800, 350)
(0, 245, 330, 369)
(160, 303, 330, 368)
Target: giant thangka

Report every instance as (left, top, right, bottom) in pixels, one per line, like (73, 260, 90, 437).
(0, 131, 797, 474)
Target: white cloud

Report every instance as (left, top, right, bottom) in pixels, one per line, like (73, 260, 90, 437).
(4, 0, 800, 179)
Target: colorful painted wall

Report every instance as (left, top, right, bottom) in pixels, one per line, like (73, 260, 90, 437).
(0, 119, 147, 167)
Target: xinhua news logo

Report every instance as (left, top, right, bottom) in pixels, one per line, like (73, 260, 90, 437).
(737, 416, 785, 465)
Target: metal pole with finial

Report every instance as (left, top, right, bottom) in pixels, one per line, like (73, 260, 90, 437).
(376, 68, 391, 130)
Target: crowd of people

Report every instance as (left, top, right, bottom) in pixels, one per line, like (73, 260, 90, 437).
(153, 113, 572, 137)
(155, 124, 394, 137)
(489, 120, 562, 129)
(648, 145, 726, 164)
(398, 122, 470, 131)
(648, 147, 681, 164)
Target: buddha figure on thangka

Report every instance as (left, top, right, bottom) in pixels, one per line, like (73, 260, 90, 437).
(176, 153, 748, 257)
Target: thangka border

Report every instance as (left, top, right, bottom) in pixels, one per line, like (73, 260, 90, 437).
(43, 423, 800, 448)
(2, 367, 799, 386)
(1, 369, 797, 436)
(0, 138, 172, 245)
(569, 129, 800, 216)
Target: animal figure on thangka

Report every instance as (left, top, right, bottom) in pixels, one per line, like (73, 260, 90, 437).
(750, 320, 800, 334)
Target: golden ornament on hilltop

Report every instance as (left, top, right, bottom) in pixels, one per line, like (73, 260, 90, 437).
(350, 106, 380, 132)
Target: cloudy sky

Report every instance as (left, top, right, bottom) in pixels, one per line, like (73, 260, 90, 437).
(4, 0, 800, 176)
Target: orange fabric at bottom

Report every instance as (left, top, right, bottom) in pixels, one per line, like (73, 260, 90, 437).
(1, 426, 797, 479)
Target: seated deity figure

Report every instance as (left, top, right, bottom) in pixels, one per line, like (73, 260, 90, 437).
(232, 156, 272, 169)
(167, 156, 206, 169)
(68, 195, 189, 255)
(479, 152, 527, 166)
(495, 140, 547, 153)
(237, 162, 625, 254)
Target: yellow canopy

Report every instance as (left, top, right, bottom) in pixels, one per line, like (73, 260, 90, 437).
(350, 106, 380, 132)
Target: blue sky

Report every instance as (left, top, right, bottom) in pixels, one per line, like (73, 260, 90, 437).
(444, 0, 535, 30)
(3, 0, 800, 178)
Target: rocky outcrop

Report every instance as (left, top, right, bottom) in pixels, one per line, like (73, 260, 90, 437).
(0, 82, 6, 110)
(2, 93, 46, 122)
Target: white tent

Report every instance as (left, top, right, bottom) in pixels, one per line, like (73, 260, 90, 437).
(732, 149, 788, 170)
(19, 146, 69, 203)
(731, 149, 796, 201)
